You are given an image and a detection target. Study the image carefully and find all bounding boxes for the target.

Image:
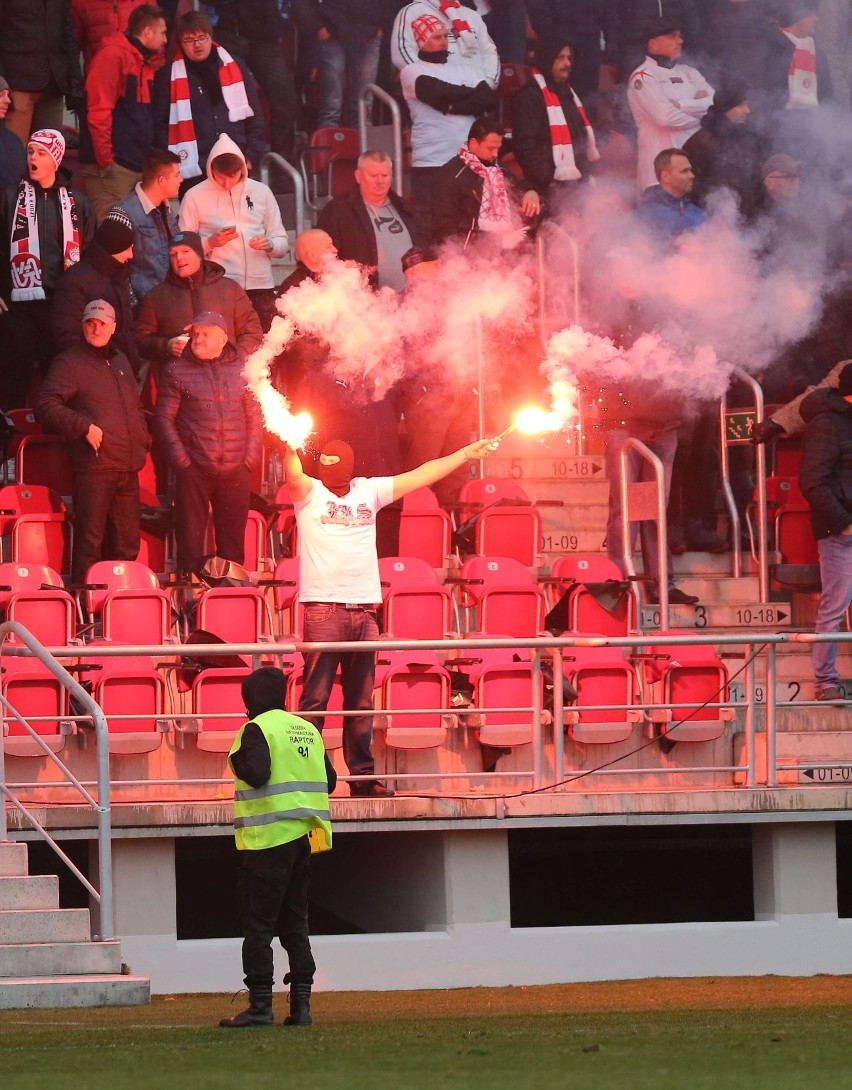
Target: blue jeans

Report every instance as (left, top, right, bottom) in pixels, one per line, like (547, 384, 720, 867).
(604, 426, 678, 595)
(813, 534, 852, 691)
(315, 36, 381, 129)
(298, 603, 379, 776)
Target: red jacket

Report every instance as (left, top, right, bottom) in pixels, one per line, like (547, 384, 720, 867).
(70, 0, 161, 73)
(83, 30, 157, 170)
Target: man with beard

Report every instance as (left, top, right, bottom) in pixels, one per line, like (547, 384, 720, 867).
(511, 40, 601, 208)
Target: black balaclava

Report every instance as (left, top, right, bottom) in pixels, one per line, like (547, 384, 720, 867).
(318, 439, 355, 496)
(242, 666, 287, 720)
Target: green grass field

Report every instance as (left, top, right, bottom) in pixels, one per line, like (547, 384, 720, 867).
(2, 979, 852, 1090)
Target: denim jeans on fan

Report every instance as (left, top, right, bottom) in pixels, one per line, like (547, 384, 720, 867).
(813, 534, 852, 692)
(315, 35, 381, 128)
(298, 603, 379, 777)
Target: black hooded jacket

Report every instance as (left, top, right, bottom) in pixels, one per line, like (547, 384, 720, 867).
(511, 39, 594, 193)
(799, 386, 852, 540)
(230, 667, 338, 791)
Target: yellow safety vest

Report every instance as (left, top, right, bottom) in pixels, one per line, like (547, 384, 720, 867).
(229, 709, 332, 852)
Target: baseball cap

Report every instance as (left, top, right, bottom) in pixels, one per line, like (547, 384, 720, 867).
(82, 299, 116, 323)
(191, 311, 228, 332)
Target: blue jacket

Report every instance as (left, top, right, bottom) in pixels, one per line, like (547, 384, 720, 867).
(116, 185, 178, 305)
(635, 185, 709, 238)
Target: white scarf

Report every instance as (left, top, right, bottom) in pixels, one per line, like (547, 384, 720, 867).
(9, 181, 80, 302)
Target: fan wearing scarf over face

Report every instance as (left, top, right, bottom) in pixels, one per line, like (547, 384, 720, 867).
(0, 128, 94, 409)
(432, 116, 541, 248)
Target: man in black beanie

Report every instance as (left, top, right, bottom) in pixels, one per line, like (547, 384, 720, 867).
(799, 361, 852, 702)
(51, 207, 141, 373)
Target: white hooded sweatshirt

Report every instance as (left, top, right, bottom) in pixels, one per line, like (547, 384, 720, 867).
(178, 133, 290, 291)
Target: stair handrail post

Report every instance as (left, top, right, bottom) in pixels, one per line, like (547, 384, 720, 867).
(620, 438, 668, 631)
(0, 621, 114, 940)
(358, 84, 404, 195)
(731, 367, 769, 602)
(259, 152, 306, 241)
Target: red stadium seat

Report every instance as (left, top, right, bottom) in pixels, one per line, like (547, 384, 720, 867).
(195, 586, 274, 645)
(15, 434, 74, 496)
(450, 556, 546, 637)
(74, 648, 170, 755)
(80, 560, 174, 645)
(640, 636, 734, 743)
(455, 478, 545, 566)
(398, 487, 452, 568)
(563, 645, 642, 744)
(375, 649, 452, 749)
(543, 555, 637, 637)
(300, 126, 360, 211)
(447, 644, 538, 748)
(378, 556, 453, 640)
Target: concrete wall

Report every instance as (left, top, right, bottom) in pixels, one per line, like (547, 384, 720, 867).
(112, 821, 852, 994)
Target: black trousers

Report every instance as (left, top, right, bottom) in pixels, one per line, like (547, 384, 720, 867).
(72, 469, 140, 584)
(0, 298, 55, 409)
(238, 836, 316, 990)
(174, 464, 249, 572)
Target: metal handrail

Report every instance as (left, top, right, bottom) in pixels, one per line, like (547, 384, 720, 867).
(358, 83, 404, 196)
(619, 438, 669, 630)
(726, 367, 769, 601)
(0, 621, 114, 939)
(259, 152, 306, 240)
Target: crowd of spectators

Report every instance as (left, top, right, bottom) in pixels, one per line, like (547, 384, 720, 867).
(0, 0, 851, 591)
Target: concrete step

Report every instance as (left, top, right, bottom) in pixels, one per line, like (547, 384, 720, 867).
(0, 940, 122, 978)
(0, 875, 59, 911)
(734, 731, 852, 785)
(0, 908, 90, 944)
(640, 600, 792, 632)
(0, 974, 150, 1010)
(0, 844, 28, 877)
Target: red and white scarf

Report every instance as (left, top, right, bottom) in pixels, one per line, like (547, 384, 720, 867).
(533, 71, 600, 182)
(783, 30, 819, 109)
(167, 44, 254, 179)
(437, 0, 476, 56)
(457, 143, 518, 242)
(9, 181, 80, 302)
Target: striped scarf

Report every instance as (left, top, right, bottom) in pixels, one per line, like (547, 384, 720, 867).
(167, 45, 254, 180)
(783, 31, 819, 110)
(9, 181, 80, 302)
(533, 72, 600, 182)
(437, 0, 476, 56)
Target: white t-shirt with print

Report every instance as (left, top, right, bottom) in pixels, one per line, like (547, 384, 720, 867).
(295, 476, 395, 604)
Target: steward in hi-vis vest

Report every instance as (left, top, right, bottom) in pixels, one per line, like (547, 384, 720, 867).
(218, 667, 336, 1031)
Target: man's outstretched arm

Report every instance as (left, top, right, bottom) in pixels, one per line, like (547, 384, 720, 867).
(392, 439, 496, 502)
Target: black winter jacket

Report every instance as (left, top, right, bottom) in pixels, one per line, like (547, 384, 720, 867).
(432, 154, 527, 245)
(134, 258, 263, 365)
(153, 341, 263, 476)
(0, 125, 26, 190)
(152, 52, 266, 172)
(0, 171, 95, 300)
(800, 387, 852, 540)
(34, 339, 149, 473)
(510, 75, 593, 193)
(50, 241, 140, 372)
(0, 0, 83, 95)
(204, 0, 284, 46)
(317, 187, 414, 286)
(527, 0, 619, 57)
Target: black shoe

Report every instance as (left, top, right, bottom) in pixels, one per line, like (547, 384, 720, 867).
(668, 587, 699, 606)
(219, 989, 274, 1028)
(284, 982, 313, 1026)
(349, 780, 395, 798)
(685, 520, 729, 553)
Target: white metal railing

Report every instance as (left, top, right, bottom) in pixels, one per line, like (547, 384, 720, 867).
(4, 631, 852, 809)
